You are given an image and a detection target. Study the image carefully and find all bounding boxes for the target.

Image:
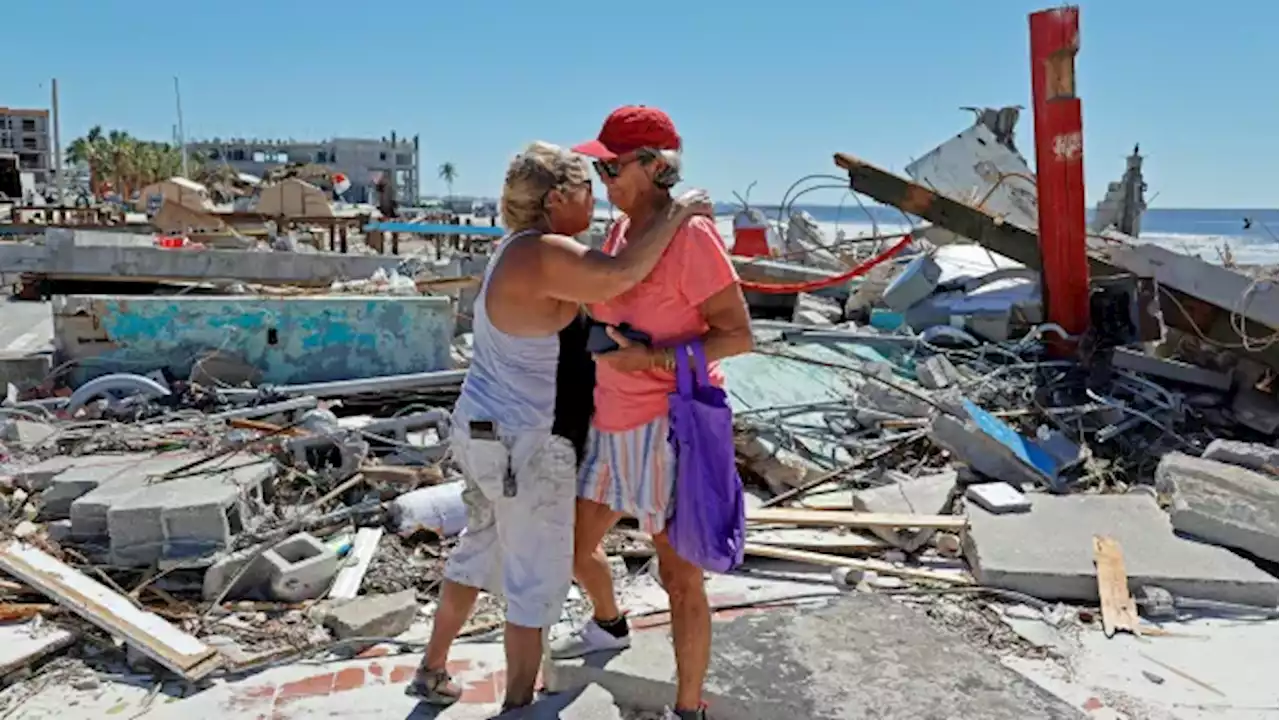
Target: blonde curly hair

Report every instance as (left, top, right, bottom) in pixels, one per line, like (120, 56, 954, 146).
(500, 141, 590, 231)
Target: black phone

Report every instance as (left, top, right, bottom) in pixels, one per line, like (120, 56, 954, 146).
(586, 323, 653, 354)
(468, 420, 498, 440)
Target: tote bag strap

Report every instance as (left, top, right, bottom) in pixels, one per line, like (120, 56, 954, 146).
(674, 340, 712, 397)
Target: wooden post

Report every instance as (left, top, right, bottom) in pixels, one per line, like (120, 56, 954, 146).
(1030, 6, 1091, 353)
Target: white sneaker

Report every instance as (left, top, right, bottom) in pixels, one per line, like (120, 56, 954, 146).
(548, 618, 631, 659)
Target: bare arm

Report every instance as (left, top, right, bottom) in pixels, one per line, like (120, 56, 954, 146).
(599, 283, 754, 373)
(534, 190, 711, 304)
(694, 283, 755, 362)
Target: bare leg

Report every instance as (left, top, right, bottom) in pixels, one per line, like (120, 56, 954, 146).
(423, 579, 481, 669)
(572, 498, 625, 620)
(502, 623, 544, 708)
(653, 531, 709, 712)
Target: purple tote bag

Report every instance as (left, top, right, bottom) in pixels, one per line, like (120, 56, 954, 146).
(665, 341, 746, 573)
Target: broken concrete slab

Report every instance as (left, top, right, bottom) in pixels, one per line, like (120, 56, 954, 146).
(1201, 439, 1278, 474)
(0, 620, 77, 677)
(1158, 452, 1279, 563)
(545, 593, 1080, 719)
(321, 589, 419, 640)
(964, 493, 1279, 607)
(0, 419, 55, 446)
(851, 470, 956, 550)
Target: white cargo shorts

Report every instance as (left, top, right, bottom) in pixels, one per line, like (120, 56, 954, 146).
(443, 425, 577, 629)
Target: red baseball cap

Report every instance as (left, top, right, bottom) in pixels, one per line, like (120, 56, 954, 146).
(572, 106, 682, 161)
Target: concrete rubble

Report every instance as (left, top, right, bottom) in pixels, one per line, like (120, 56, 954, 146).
(0, 101, 1276, 720)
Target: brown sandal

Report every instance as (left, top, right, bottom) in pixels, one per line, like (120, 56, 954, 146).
(404, 665, 462, 705)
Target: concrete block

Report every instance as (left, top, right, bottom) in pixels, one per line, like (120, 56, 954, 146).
(1158, 452, 1279, 563)
(964, 493, 1279, 607)
(264, 533, 340, 603)
(1201, 439, 1279, 474)
(44, 452, 190, 520)
(202, 545, 275, 602)
(321, 589, 418, 640)
(545, 593, 1080, 719)
(851, 470, 956, 550)
(11, 455, 79, 492)
(965, 482, 1031, 514)
(104, 455, 272, 566)
(883, 253, 943, 312)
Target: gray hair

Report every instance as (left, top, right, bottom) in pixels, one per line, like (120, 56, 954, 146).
(637, 147, 682, 189)
(500, 141, 590, 231)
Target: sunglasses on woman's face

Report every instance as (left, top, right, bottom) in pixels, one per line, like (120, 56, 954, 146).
(593, 154, 641, 180)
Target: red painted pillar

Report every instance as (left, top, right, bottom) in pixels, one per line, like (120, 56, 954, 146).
(1030, 6, 1090, 353)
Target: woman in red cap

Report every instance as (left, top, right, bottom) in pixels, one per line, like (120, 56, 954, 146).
(551, 107, 754, 720)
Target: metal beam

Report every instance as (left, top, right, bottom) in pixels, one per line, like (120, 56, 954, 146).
(832, 152, 1278, 370)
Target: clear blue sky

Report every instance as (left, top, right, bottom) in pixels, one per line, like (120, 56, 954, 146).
(3, 0, 1276, 209)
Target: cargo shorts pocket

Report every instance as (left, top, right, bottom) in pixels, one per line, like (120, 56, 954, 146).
(455, 436, 510, 508)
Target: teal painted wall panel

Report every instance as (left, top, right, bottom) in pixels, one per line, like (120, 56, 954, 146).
(64, 295, 455, 386)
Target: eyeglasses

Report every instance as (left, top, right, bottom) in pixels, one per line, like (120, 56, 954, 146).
(593, 154, 642, 180)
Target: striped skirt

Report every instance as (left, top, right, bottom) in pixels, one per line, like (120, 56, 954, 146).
(577, 415, 677, 535)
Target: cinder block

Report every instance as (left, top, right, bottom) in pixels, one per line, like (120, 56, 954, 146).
(264, 533, 339, 603)
(104, 455, 272, 566)
(67, 452, 219, 540)
(38, 453, 159, 519)
(202, 545, 276, 602)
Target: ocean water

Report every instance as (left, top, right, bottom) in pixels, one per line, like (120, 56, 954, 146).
(724, 205, 1280, 267)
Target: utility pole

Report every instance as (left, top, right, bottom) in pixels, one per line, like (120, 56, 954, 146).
(51, 78, 63, 204)
(174, 76, 188, 177)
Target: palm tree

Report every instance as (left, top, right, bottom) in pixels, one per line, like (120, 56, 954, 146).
(438, 162, 457, 201)
(64, 128, 197, 200)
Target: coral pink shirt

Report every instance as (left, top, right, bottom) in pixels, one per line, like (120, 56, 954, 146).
(588, 215, 741, 432)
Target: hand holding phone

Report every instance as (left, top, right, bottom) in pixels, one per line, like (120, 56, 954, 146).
(586, 323, 653, 354)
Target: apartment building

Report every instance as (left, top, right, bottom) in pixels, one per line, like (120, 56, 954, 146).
(0, 107, 53, 186)
(186, 133, 420, 206)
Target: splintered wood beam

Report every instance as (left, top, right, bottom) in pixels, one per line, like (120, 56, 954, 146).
(831, 152, 1278, 370)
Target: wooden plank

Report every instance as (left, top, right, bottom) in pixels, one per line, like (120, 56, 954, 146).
(0, 541, 220, 681)
(747, 507, 967, 532)
(743, 543, 972, 585)
(1092, 535, 1142, 638)
(832, 152, 1278, 369)
(328, 527, 384, 600)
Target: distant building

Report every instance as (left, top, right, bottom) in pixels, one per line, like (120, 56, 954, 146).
(0, 106, 52, 186)
(185, 133, 420, 206)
